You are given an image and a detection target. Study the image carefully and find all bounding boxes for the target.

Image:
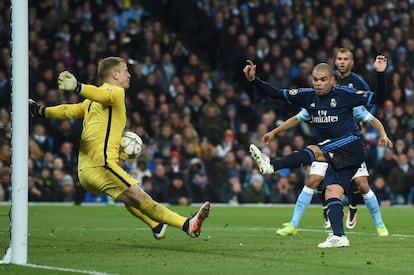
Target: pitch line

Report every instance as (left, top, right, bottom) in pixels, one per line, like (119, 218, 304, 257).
(241, 227, 414, 238)
(298, 228, 414, 238)
(23, 263, 117, 275)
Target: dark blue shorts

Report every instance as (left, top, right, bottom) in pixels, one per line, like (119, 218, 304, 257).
(321, 164, 359, 195)
(318, 134, 366, 170)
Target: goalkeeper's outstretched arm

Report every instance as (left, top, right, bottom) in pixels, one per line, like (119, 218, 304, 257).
(29, 99, 86, 120)
(58, 71, 115, 105)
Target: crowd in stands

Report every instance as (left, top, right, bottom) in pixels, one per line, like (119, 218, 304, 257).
(1, 0, 414, 205)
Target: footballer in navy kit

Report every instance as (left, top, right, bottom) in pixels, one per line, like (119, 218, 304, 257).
(264, 101, 391, 239)
(334, 48, 386, 114)
(326, 50, 387, 232)
(243, 60, 380, 248)
(248, 62, 375, 171)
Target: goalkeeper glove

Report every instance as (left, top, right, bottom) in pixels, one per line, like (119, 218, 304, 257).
(58, 71, 82, 93)
(29, 99, 46, 118)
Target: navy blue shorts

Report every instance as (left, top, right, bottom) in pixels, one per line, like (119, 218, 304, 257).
(321, 165, 359, 195)
(318, 134, 366, 170)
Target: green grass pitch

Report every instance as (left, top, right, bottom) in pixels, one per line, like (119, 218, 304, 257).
(0, 204, 413, 275)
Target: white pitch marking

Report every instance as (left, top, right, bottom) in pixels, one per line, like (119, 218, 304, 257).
(242, 227, 414, 238)
(23, 263, 117, 275)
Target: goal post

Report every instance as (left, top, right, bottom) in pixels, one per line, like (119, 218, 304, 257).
(1, 0, 29, 265)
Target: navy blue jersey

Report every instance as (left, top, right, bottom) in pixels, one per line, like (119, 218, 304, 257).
(335, 71, 375, 114)
(335, 71, 369, 91)
(252, 78, 375, 142)
(335, 70, 386, 113)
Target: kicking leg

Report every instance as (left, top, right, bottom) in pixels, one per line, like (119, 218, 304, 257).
(125, 204, 168, 239)
(120, 185, 210, 238)
(250, 144, 323, 175)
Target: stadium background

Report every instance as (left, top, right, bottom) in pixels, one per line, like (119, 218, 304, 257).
(0, 0, 414, 206)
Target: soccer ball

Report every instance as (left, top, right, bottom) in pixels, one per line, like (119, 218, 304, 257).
(119, 131, 143, 160)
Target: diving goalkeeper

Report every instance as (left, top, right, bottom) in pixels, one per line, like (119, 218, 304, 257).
(30, 56, 210, 239)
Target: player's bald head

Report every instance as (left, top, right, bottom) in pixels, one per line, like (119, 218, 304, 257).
(313, 63, 334, 78)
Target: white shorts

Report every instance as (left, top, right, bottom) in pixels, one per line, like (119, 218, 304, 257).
(310, 161, 369, 180)
(351, 162, 369, 180)
(310, 161, 329, 177)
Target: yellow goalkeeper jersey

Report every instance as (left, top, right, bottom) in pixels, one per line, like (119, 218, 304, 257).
(45, 83, 126, 169)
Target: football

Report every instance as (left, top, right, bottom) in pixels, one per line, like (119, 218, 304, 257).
(119, 131, 143, 160)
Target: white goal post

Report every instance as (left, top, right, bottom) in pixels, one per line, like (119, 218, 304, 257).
(1, 0, 29, 265)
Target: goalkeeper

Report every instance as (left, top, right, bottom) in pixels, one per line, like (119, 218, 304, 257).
(30, 56, 210, 239)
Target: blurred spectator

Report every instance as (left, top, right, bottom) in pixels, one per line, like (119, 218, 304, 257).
(167, 150, 182, 174)
(186, 157, 208, 202)
(291, 62, 312, 88)
(394, 139, 407, 155)
(0, 143, 11, 168)
(382, 99, 395, 121)
(50, 169, 67, 202)
(371, 175, 393, 206)
(28, 138, 44, 170)
(28, 175, 45, 202)
(222, 104, 241, 133)
(0, 167, 10, 201)
(59, 174, 75, 202)
(222, 169, 248, 205)
(407, 145, 414, 167)
(58, 141, 77, 174)
(33, 167, 54, 201)
(245, 173, 268, 203)
(118, 0, 149, 32)
(239, 155, 254, 187)
(236, 122, 251, 151)
(198, 102, 222, 145)
(189, 168, 211, 203)
(164, 172, 192, 205)
(150, 163, 169, 202)
(140, 175, 153, 195)
(31, 123, 55, 152)
(270, 176, 297, 204)
(217, 129, 237, 158)
(387, 154, 414, 204)
(237, 92, 256, 130)
(28, 158, 37, 178)
(131, 157, 152, 184)
(373, 147, 397, 179)
(182, 125, 201, 151)
(0, 70, 11, 109)
(249, 122, 269, 149)
(156, 124, 173, 158)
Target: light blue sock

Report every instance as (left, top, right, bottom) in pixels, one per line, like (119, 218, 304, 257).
(363, 190, 385, 228)
(290, 186, 315, 228)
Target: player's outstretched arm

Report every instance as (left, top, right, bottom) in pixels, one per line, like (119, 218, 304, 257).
(243, 60, 286, 100)
(29, 99, 85, 120)
(29, 99, 46, 118)
(369, 117, 393, 148)
(262, 116, 300, 144)
(58, 71, 82, 93)
(374, 55, 387, 106)
(374, 55, 387, 73)
(243, 60, 256, 81)
(58, 71, 114, 105)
